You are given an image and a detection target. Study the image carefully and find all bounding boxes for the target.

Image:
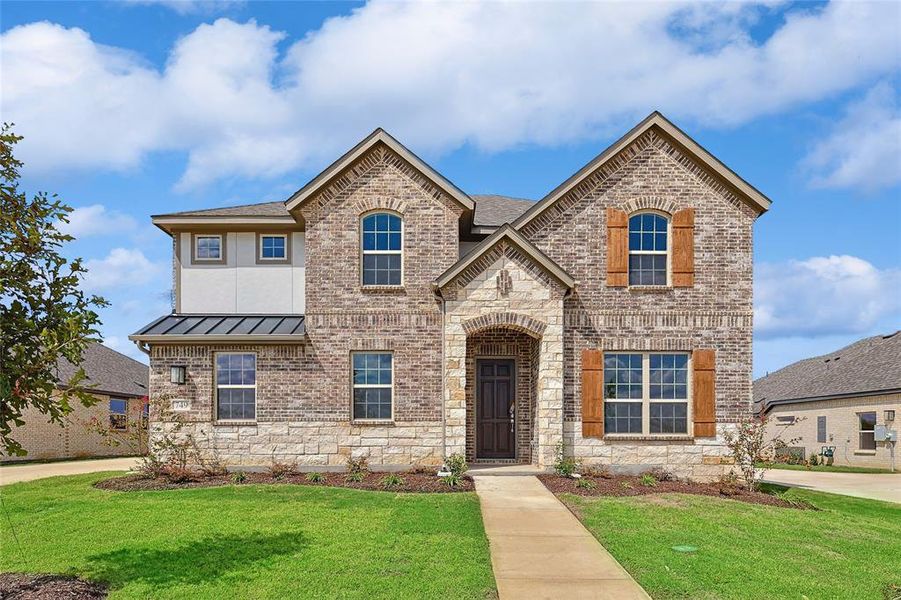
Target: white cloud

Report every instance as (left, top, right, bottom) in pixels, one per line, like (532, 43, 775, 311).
(56, 204, 137, 238)
(803, 83, 901, 191)
(755, 255, 901, 339)
(2, 1, 899, 188)
(102, 336, 149, 364)
(121, 0, 243, 15)
(81, 248, 164, 292)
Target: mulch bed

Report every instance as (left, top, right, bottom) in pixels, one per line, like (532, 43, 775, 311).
(538, 474, 813, 509)
(0, 573, 107, 600)
(94, 470, 474, 493)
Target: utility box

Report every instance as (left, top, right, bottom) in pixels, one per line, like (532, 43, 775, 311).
(875, 425, 898, 442)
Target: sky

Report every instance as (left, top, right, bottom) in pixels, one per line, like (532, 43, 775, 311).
(1, 0, 899, 376)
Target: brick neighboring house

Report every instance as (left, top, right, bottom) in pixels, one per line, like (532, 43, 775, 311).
(3, 343, 150, 462)
(130, 112, 771, 479)
(755, 332, 901, 470)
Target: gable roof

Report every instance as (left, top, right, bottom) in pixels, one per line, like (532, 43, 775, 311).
(472, 194, 535, 227)
(285, 128, 474, 213)
(154, 201, 289, 218)
(56, 342, 149, 398)
(513, 111, 771, 230)
(436, 224, 575, 290)
(754, 332, 901, 412)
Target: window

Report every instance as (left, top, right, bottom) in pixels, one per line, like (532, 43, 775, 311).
(604, 352, 689, 435)
(776, 415, 796, 425)
(352, 352, 393, 420)
(817, 416, 827, 443)
(216, 353, 256, 421)
(628, 213, 668, 286)
(141, 401, 149, 430)
(109, 398, 128, 431)
(859, 411, 877, 450)
(194, 235, 222, 260)
(258, 234, 288, 261)
(361, 213, 402, 286)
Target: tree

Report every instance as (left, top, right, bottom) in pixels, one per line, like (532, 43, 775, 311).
(0, 123, 108, 456)
(723, 415, 803, 491)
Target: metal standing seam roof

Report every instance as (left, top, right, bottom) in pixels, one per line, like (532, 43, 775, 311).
(129, 314, 306, 342)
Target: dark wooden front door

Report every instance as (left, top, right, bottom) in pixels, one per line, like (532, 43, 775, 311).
(476, 359, 515, 459)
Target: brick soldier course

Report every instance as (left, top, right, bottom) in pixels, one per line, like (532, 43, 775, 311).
(132, 112, 771, 478)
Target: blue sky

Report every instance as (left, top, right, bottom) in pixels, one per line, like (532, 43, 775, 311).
(2, 0, 899, 376)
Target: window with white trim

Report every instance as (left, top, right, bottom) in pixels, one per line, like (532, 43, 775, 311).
(628, 213, 668, 286)
(859, 411, 876, 451)
(604, 353, 689, 435)
(195, 234, 222, 261)
(216, 353, 256, 421)
(352, 352, 393, 420)
(260, 234, 287, 260)
(109, 398, 128, 431)
(361, 213, 402, 285)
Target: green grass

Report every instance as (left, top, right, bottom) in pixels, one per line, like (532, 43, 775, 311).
(564, 488, 901, 599)
(0, 472, 496, 599)
(758, 462, 899, 474)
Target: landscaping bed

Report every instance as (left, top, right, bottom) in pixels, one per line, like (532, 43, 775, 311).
(0, 573, 107, 599)
(538, 473, 810, 509)
(95, 470, 474, 493)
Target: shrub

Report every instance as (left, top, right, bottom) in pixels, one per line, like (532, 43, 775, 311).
(717, 471, 740, 495)
(553, 441, 581, 478)
(619, 481, 633, 490)
(724, 416, 804, 491)
(443, 474, 463, 488)
(161, 464, 195, 484)
(305, 472, 325, 483)
(576, 478, 597, 490)
(444, 453, 467, 477)
(584, 465, 613, 479)
(346, 454, 370, 477)
(647, 468, 675, 482)
(809, 453, 819, 467)
(345, 471, 365, 483)
(639, 473, 658, 487)
(381, 473, 404, 489)
(267, 460, 298, 480)
(134, 453, 165, 479)
(230, 471, 247, 484)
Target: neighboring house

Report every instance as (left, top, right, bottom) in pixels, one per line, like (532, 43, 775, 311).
(130, 112, 771, 479)
(3, 343, 150, 462)
(755, 333, 900, 470)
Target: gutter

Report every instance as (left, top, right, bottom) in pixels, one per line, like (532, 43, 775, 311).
(762, 387, 901, 413)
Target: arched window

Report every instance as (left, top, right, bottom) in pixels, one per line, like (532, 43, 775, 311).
(361, 212, 403, 286)
(628, 212, 668, 286)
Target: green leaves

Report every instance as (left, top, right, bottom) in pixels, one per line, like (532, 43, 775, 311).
(0, 123, 107, 455)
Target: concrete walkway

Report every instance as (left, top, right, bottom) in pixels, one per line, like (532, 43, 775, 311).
(473, 475, 650, 600)
(761, 469, 901, 504)
(0, 457, 140, 486)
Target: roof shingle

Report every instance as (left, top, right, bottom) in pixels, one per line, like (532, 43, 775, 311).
(55, 343, 149, 398)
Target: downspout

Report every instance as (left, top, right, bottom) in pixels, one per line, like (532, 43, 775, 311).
(432, 283, 447, 466)
(133, 340, 151, 356)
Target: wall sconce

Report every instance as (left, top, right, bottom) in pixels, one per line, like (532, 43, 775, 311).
(886, 410, 896, 422)
(170, 366, 186, 385)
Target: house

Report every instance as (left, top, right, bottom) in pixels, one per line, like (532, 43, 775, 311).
(129, 112, 771, 479)
(2, 343, 149, 462)
(755, 332, 900, 469)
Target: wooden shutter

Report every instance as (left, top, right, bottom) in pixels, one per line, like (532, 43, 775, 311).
(581, 349, 604, 438)
(672, 208, 695, 287)
(606, 208, 628, 287)
(692, 349, 716, 437)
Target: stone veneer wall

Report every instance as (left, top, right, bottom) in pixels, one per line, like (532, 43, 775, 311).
(465, 328, 537, 463)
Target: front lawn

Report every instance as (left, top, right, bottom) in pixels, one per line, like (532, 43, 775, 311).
(0, 472, 496, 599)
(758, 462, 898, 474)
(562, 487, 901, 600)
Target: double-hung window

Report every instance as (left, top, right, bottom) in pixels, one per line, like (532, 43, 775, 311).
(352, 352, 393, 420)
(109, 398, 128, 431)
(604, 353, 689, 435)
(858, 411, 877, 451)
(216, 353, 256, 421)
(361, 213, 402, 286)
(628, 213, 668, 286)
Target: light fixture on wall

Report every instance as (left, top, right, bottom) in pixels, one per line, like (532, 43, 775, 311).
(886, 410, 896, 422)
(170, 366, 186, 385)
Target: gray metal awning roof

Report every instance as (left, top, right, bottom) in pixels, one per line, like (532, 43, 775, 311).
(129, 314, 306, 344)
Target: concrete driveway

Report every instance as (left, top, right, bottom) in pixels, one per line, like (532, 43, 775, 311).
(0, 457, 140, 486)
(761, 469, 901, 504)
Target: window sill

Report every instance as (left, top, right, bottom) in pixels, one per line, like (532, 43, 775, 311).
(352, 419, 395, 426)
(854, 450, 877, 455)
(361, 285, 405, 293)
(603, 434, 693, 442)
(213, 420, 257, 427)
(627, 285, 672, 294)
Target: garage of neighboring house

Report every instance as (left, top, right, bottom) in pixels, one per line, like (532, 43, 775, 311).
(1, 343, 150, 463)
(755, 332, 900, 469)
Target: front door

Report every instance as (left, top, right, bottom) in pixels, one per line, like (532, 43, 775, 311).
(476, 359, 515, 459)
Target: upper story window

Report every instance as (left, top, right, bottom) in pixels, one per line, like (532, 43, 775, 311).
(628, 213, 668, 286)
(257, 233, 290, 264)
(603, 352, 689, 435)
(193, 233, 224, 263)
(361, 213, 402, 286)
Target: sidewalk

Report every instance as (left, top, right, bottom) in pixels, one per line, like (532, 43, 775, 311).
(760, 468, 901, 504)
(473, 475, 650, 600)
(0, 457, 140, 486)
